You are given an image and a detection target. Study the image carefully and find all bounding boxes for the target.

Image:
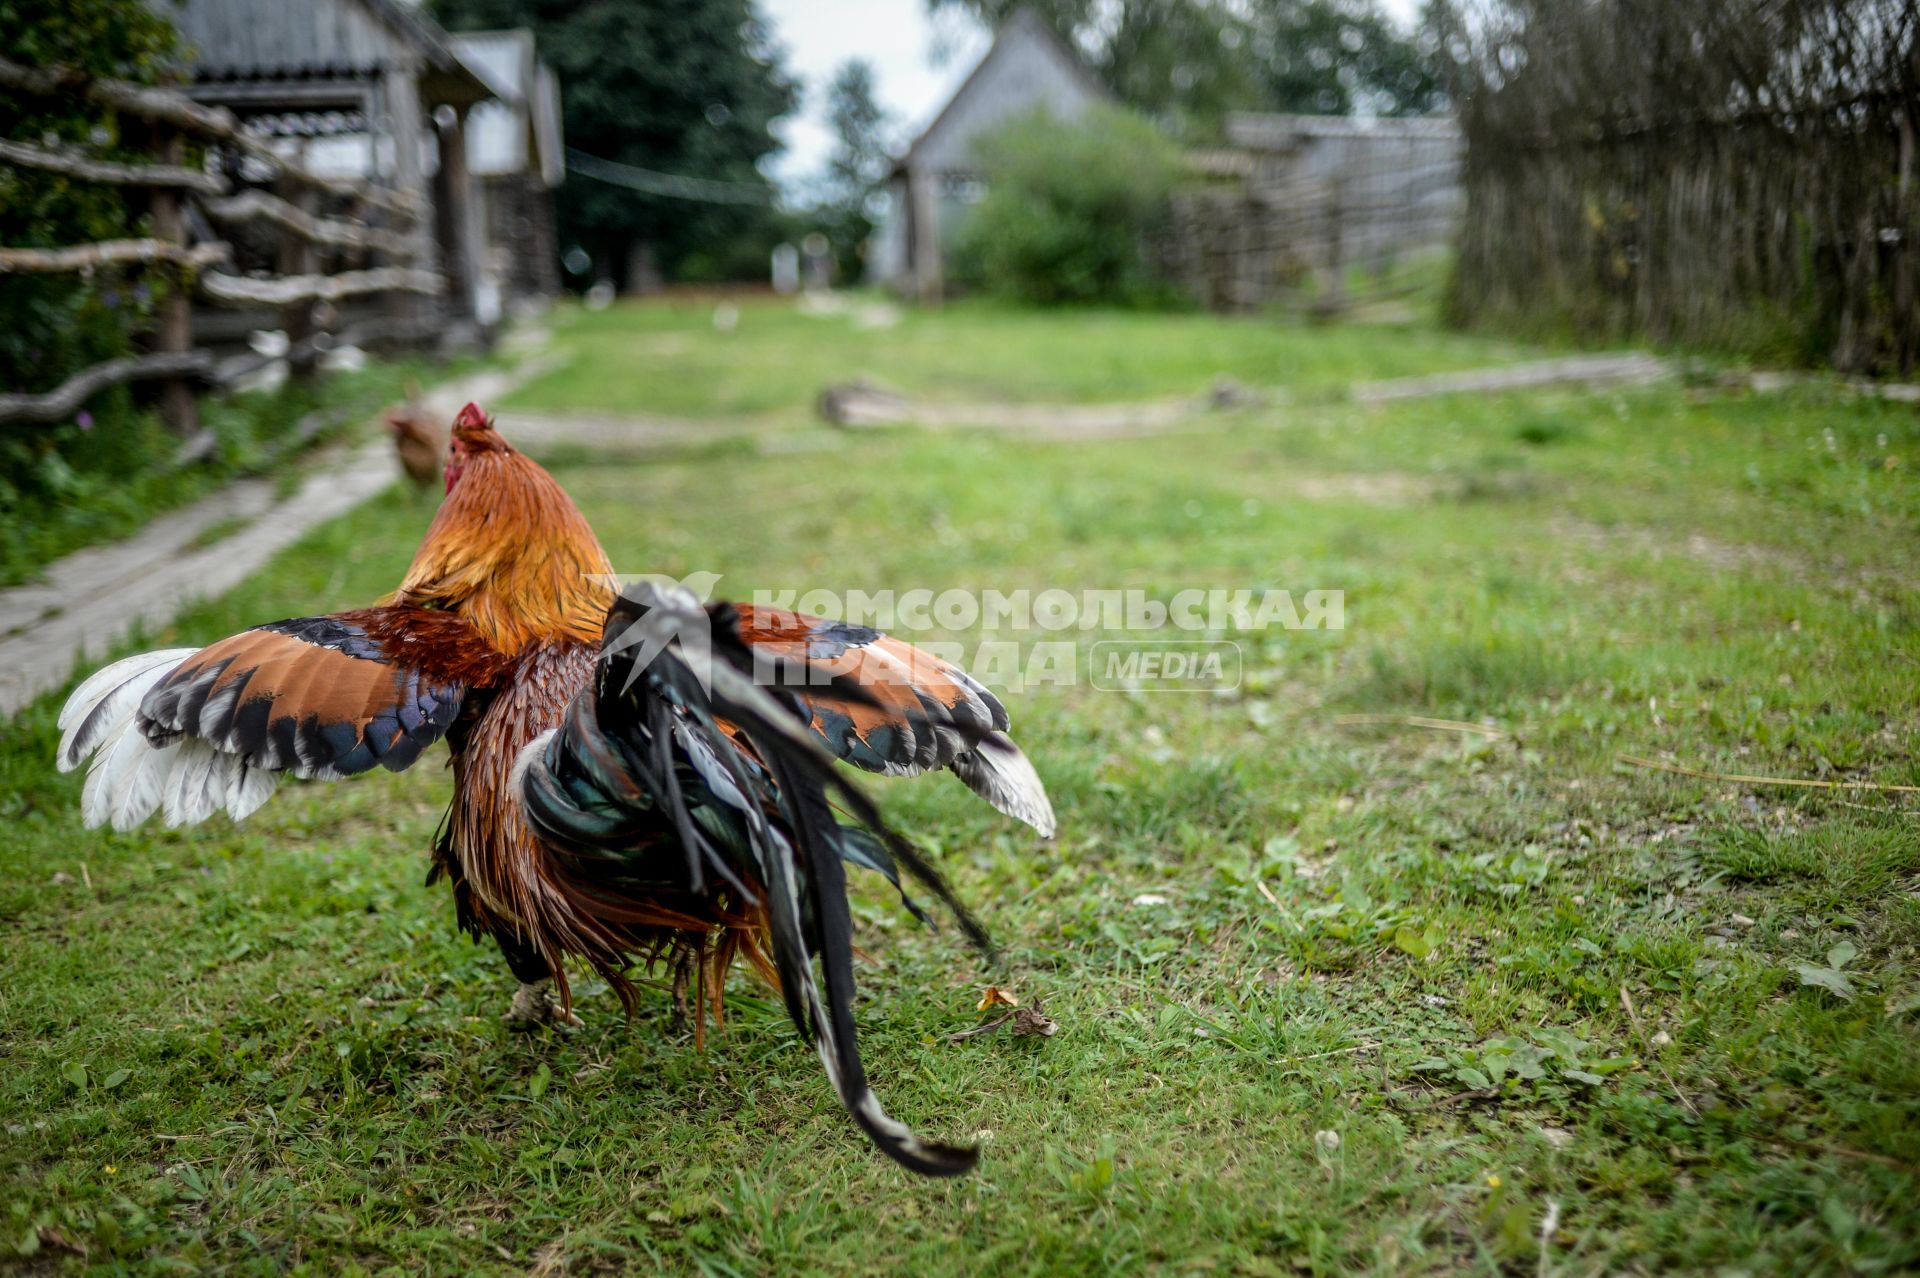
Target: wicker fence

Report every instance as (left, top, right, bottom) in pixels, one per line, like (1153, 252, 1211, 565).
(0, 56, 443, 440)
(1443, 0, 1918, 373)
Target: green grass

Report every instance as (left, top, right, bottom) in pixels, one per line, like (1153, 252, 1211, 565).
(3, 303, 1919, 1275)
(503, 294, 1537, 419)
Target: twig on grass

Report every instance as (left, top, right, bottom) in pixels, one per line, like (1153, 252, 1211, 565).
(1619, 984, 1698, 1118)
(949, 1001, 1058, 1042)
(948, 1010, 1016, 1041)
(1757, 1133, 1920, 1173)
(1617, 754, 1920, 793)
(1334, 713, 1506, 737)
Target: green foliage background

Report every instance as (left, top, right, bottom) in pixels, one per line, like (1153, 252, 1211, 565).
(928, 0, 1443, 138)
(815, 59, 891, 280)
(953, 107, 1184, 307)
(0, 4, 178, 511)
(430, 0, 796, 286)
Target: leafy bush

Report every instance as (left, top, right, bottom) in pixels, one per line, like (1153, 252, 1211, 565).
(0, 0, 183, 572)
(953, 106, 1183, 307)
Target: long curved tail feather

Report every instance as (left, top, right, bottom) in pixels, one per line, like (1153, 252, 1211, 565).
(520, 584, 987, 1175)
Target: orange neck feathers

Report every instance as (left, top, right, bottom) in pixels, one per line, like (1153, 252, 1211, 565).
(394, 406, 615, 655)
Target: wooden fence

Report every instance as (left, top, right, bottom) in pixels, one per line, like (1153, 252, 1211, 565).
(1166, 114, 1462, 314)
(0, 55, 444, 437)
(1441, 0, 1919, 373)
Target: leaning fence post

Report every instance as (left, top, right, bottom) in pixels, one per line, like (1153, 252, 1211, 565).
(275, 169, 319, 383)
(1314, 174, 1348, 322)
(148, 125, 198, 432)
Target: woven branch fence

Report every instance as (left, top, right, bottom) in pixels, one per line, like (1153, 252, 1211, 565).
(0, 55, 442, 432)
(1443, 0, 1919, 373)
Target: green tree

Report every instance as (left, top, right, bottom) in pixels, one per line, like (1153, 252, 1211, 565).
(1244, 0, 1442, 116)
(815, 59, 891, 279)
(927, 0, 1440, 133)
(953, 106, 1183, 306)
(431, 0, 797, 285)
(1092, 0, 1261, 135)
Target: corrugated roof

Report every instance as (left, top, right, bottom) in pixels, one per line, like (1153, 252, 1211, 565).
(1225, 112, 1460, 150)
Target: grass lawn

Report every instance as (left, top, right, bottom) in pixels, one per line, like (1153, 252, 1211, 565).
(3, 301, 1919, 1274)
(502, 295, 1537, 419)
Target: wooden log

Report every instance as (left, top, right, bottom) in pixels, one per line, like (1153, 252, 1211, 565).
(0, 56, 425, 223)
(197, 266, 443, 306)
(0, 238, 228, 274)
(0, 56, 235, 144)
(200, 189, 417, 259)
(0, 137, 226, 193)
(0, 351, 215, 425)
(432, 105, 482, 320)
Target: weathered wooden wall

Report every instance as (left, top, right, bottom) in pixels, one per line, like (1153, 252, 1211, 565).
(1167, 114, 1462, 314)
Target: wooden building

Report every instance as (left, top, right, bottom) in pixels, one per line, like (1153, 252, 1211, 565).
(150, 0, 498, 347)
(449, 29, 565, 314)
(871, 9, 1110, 300)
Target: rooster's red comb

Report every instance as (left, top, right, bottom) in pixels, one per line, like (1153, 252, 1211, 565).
(450, 401, 504, 447)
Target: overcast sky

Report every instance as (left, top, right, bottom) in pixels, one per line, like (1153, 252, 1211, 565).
(758, 0, 1425, 194)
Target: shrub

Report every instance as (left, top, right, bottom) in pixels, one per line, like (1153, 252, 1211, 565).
(0, 1, 182, 559)
(953, 106, 1182, 307)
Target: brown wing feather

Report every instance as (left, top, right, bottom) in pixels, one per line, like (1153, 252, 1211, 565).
(732, 604, 1006, 777)
(140, 606, 510, 779)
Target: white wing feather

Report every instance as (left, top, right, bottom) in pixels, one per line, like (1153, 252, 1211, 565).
(61, 647, 283, 831)
(57, 648, 197, 771)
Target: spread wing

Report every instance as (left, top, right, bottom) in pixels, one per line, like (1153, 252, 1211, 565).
(731, 604, 1055, 836)
(57, 606, 507, 831)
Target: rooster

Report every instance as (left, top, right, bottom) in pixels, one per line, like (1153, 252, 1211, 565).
(384, 383, 443, 492)
(55, 403, 1053, 1176)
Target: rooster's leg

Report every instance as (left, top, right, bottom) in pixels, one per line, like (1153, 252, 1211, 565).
(505, 977, 583, 1029)
(669, 950, 694, 1031)
(496, 930, 583, 1030)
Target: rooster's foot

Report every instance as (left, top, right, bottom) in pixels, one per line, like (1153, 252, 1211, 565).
(504, 978, 583, 1031)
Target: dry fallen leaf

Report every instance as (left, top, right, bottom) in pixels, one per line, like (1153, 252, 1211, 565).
(951, 996, 1059, 1042)
(37, 1225, 87, 1257)
(977, 986, 1020, 1011)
